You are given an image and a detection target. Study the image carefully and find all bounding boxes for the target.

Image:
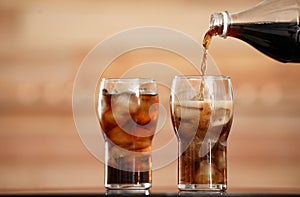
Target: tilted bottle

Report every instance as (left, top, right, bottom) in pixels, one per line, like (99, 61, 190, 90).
(206, 0, 300, 63)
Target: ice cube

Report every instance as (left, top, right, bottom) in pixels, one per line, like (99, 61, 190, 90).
(174, 101, 212, 143)
(107, 144, 130, 168)
(198, 138, 218, 158)
(111, 92, 139, 113)
(138, 87, 150, 94)
(177, 118, 199, 141)
(107, 126, 133, 149)
(133, 111, 151, 125)
(195, 160, 223, 184)
(133, 136, 152, 150)
(175, 101, 203, 120)
(110, 92, 139, 127)
(196, 101, 232, 156)
(134, 147, 152, 172)
(107, 126, 154, 151)
(101, 109, 117, 132)
(175, 101, 211, 124)
(211, 100, 233, 127)
(118, 148, 151, 172)
(132, 126, 155, 138)
(215, 148, 226, 171)
(107, 148, 117, 168)
(132, 96, 158, 126)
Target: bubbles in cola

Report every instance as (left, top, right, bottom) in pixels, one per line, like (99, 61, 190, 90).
(171, 99, 233, 189)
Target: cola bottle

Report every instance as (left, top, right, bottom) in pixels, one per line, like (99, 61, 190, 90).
(205, 0, 300, 63)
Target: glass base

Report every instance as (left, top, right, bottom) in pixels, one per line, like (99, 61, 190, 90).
(178, 184, 227, 191)
(105, 183, 152, 190)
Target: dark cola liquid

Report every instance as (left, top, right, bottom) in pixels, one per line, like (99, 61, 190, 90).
(171, 100, 233, 190)
(107, 166, 151, 185)
(178, 118, 233, 186)
(203, 22, 300, 63)
(100, 92, 159, 188)
(228, 22, 300, 63)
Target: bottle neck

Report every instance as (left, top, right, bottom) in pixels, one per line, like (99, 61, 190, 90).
(209, 11, 230, 38)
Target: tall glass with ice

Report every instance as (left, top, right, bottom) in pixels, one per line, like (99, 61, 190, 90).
(97, 78, 159, 189)
(170, 76, 233, 191)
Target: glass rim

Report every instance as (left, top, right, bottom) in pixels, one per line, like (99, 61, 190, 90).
(173, 75, 231, 80)
(101, 77, 156, 83)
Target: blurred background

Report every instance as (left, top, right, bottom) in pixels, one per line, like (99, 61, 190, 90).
(1, 0, 300, 192)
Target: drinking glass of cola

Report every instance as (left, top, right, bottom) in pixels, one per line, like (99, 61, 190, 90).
(96, 78, 159, 190)
(170, 75, 233, 191)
